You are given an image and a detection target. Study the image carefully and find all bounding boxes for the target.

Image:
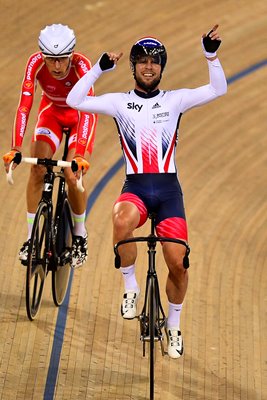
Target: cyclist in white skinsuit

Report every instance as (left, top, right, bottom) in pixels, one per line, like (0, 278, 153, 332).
(67, 24, 227, 359)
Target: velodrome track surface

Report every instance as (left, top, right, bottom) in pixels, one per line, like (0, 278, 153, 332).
(0, 1, 266, 399)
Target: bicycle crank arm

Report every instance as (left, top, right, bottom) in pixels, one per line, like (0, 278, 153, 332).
(58, 249, 72, 266)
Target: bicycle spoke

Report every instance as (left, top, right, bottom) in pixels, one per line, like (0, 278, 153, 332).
(149, 278, 156, 400)
(26, 203, 47, 321)
(51, 196, 72, 306)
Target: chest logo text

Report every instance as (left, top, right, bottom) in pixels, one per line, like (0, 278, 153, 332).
(127, 102, 143, 112)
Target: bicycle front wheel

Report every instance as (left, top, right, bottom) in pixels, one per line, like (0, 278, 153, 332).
(148, 277, 156, 400)
(26, 202, 48, 321)
(51, 197, 73, 306)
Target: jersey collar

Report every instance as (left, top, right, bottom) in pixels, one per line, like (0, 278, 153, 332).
(134, 89, 160, 99)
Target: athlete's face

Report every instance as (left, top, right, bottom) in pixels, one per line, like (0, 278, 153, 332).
(44, 55, 72, 79)
(134, 56, 162, 92)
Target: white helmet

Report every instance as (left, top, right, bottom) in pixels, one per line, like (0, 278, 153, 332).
(38, 24, 76, 56)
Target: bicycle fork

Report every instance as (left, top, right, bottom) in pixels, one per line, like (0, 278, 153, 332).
(139, 246, 167, 357)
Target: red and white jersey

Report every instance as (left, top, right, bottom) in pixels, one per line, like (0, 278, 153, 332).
(67, 58, 227, 174)
(12, 51, 97, 154)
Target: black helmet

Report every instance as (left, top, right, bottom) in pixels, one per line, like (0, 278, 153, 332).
(130, 37, 167, 72)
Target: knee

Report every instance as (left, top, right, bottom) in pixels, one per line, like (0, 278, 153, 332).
(64, 168, 80, 192)
(30, 165, 46, 184)
(65, 174, 77, 191)
(112, 202, 141, 240)
(169, 258, 186, 276)
(113, 211, 133, 234)
(162, 242, 189, 288)
(163, 246, 187, 277)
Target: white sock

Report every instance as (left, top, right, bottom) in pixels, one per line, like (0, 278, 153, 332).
(167, 302, 183, 330)
(72, 211, 87, 237)
(27, 212, 36, 240)
(120, 264, 140, 292)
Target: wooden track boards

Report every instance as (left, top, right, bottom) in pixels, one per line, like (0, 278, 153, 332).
(0, 1, 266, 399)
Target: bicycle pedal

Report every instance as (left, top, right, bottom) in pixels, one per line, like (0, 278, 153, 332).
(59, 249, 71, 265)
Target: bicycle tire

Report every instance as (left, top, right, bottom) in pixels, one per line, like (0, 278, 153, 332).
(26, 202, 48, 321)
(51, 197, 72, 306)
(148, 277, 156, 400)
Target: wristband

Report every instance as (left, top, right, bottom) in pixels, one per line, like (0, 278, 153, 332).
(204, 50, 217, 58)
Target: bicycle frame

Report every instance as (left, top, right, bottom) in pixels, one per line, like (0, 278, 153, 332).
(42, 164, 58, 270)
(6, 129, 82, 320)
(139, 216, 167, 354)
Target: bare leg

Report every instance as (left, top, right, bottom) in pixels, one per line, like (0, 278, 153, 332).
(163, 242, 188, 304)
(27, 141, 53, 213)
(163, 242, 188, 357)
(64, 149, 90, 267)
(64, 148, 89, 215)
(112, 201, 140, 267)
(113, 201, 141, 319)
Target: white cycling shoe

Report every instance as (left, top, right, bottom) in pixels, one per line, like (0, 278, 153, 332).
(121, 290, 139, 319)
(167, 328, 184, 359)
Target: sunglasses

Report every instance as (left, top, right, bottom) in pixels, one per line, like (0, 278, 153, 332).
(43, 54, 72, 64)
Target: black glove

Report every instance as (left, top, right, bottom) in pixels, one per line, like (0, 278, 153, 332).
(99, 53, 115, 71)
(13, 151, 22, 164)
(202, 29, 221, 53)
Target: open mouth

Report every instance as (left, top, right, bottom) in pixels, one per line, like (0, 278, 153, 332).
(143, 73, 154, 78)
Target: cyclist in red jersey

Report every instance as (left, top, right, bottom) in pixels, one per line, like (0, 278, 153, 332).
(2, 24, 98, 268)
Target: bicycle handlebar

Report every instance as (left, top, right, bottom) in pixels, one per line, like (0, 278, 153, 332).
(114, 236, 190, 269)
(6, 157, 84, 193)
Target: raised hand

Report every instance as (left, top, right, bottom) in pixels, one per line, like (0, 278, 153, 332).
(202, 24, 221, 53)
(99, 52, 123, 71)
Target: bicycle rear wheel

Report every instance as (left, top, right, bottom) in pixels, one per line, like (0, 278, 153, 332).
(148, 277, 156, 400)
(51, 197, 72, 306)
(26, 202, 48, 321)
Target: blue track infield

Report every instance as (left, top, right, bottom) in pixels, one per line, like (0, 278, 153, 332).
(43, 58, 267, 400)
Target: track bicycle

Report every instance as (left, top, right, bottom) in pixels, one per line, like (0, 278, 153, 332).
(114, 213, 190, 400)
(7, 129, 83, 320)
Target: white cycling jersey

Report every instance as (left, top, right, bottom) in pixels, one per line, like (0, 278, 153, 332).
(67, 57, 227, 174)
